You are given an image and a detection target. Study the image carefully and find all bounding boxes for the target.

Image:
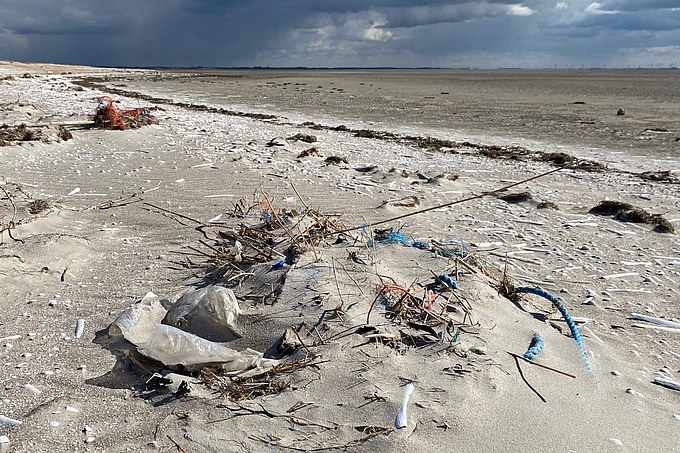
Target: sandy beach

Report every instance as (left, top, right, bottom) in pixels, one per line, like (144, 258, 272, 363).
(1, 61, 679, 452)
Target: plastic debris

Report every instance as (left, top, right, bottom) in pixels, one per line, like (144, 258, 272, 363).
(523, 332, 544, 360)
(94, 96, 156, 130)
(375, 231, 475, 264)
(438, 274, 459, 290)
(163, 286, 243, 342)
(516, 286, 592, 375)
(140, 324, 264, 372)
(108, 292, 166, 348)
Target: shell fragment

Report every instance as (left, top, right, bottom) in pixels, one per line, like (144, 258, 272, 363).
(395, 383, 414, 429)
(75, 319, 85, 338)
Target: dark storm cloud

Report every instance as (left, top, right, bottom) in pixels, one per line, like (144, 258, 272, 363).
(0, 0, 678, 67)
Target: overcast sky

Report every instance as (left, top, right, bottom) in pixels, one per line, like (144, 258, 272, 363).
(1, 1, 679, 68)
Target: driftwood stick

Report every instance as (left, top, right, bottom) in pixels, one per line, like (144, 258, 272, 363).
(167, 435, 189, 453)
(506, 351, 576, 379)
(327, 166, 564, 237)
(143, 202, 206, 225)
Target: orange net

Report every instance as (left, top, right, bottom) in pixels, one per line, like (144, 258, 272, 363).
(94, 96, 154, 130)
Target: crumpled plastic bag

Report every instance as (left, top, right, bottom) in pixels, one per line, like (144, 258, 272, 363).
(139, 324, 263, 372)
(163, 286, 242, 342)
(108, 292, 166, 348)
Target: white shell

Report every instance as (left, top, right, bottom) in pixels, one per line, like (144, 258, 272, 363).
(49, 421, 59, 427)
(0, 435, 9, 443)
(24, 384, 41, 394)
(395, 383, 414, 429)
(75, 319, 85, 338)
(0, 415, 21, 426)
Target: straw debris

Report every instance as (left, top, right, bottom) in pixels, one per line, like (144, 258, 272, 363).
(200, 356, 319, 401)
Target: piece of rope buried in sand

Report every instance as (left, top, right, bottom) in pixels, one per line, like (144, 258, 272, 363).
(516, 286, 593, 375)
(437, 273, 459, 290)
(523, 331, 544, 360)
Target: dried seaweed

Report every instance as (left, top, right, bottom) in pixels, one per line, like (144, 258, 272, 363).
(589, 200, 675, 233)
(324, 156, 348, 165)
(0, 124, 41, 145)
(497, 192, 532, 203)
(288, 133, 317, 143)
(58, 126, 73, 141)
(537, 201, 559, 210)
(27, 199, 50, 214)
(298, 146, 322, 158)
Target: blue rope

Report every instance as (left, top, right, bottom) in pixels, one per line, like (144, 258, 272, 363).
(438, 274, 459, 290)
(362, 225, 374, 248)
(523, 332, 544, 360)
(516, 286, 592, 375)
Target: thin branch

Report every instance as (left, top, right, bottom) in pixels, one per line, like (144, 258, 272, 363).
(505, 351, 576, 379)
(326, 167, 564, 237)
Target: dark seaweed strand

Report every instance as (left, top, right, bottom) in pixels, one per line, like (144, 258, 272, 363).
(523, 331, 544, 360)
(516, 286, 593, 375)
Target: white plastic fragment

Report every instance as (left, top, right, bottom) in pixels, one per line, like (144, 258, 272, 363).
(140, 324, 263, 371)
(609, 438, 623, 446)
(673, 414, 680, 421)
(0, 415, 21, 426)
(24, 384, 41, 394)
(0, 436, 9, 443)
(395, 383, 414, 429)
(75, 319, 85, 339)
(67, 187, 80, 196)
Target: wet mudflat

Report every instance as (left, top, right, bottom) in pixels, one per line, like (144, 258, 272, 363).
(123, 69, 680, 163)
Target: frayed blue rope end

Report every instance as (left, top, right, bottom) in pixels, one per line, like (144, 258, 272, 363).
(523, 332, 544, 360)
(516, 286, 593, 375)
(438, 274, 459, 290)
